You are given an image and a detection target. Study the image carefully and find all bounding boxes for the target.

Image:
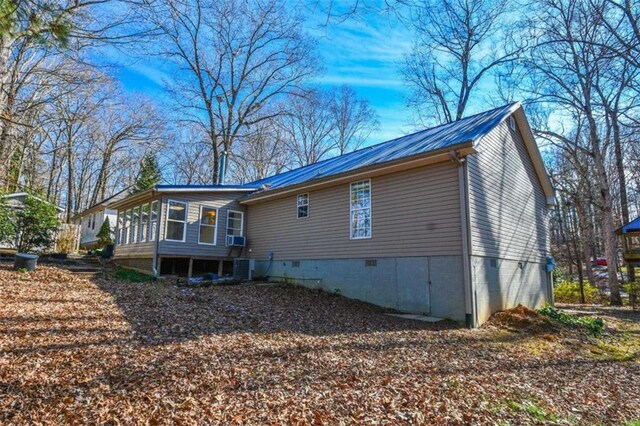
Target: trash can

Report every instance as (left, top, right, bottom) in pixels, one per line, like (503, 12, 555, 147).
(14, 253, 38, 271)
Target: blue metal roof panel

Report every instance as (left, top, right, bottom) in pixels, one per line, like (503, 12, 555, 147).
(244, 102, 519, 190)
(620, 217, 640, 234)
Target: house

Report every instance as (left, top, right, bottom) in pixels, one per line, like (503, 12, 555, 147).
(73, 189, 129, 250)
(110, 102, 554, 326)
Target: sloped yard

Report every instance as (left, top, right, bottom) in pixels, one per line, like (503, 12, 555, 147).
(0, 265, 639, 425)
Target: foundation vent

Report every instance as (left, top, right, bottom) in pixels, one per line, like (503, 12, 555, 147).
(365, 259, 377, 267)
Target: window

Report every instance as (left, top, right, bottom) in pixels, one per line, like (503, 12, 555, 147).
(117, 211, 124, 245)
(508, 115, 516, 130)
(149, 201, 159, 241)
(124, 209, 131, 244)
(91, 214, 96, 230)
(166, 200, 187, 242)
(198, 206, 218, 245)
(226, 210, 243, 244)
(297, 193, 309, 218)
(140, 204, 150, 242)
(131, 206, 140, 243)
(350, 179, 371, 239)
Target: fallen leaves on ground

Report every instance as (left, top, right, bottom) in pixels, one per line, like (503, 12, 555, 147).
(0, 264, 639, 425)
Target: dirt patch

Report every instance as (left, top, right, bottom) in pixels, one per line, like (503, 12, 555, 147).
(485, 304, 557, 333)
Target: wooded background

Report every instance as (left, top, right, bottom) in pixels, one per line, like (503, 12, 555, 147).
(0, 0, 638, 301)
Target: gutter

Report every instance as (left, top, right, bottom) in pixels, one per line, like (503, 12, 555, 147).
(241, 142, 477, 204)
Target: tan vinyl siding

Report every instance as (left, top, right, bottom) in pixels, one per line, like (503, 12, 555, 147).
(467, 119, 549, 262)
(246, 161, 462, 259)
(158, 193, 246, 257)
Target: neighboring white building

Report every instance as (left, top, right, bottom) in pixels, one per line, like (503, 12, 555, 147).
(73, 189, 129, 250)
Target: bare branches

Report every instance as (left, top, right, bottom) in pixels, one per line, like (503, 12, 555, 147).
(402, 0, 525, 124)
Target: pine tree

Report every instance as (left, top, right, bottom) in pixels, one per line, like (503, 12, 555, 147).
(96, 217, 113, 247)
(132, 154, 161, 193)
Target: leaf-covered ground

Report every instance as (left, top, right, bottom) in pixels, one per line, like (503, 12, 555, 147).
(0, 265, 639, 425)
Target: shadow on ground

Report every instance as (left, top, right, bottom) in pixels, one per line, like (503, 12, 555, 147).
(93, 277, 459, 344)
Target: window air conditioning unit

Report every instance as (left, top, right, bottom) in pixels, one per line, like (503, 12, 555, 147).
(226, 235, 246, 247)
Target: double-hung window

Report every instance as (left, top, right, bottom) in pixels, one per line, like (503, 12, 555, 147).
(350, 179, 372, 239)
(198, 206, 218, 245)
(149, 200, 159, 241)
(140, 204, 149, 242)
(166, 200, 187, 242)
(297, 194, 309, 218)
(226, 211, 243, 244)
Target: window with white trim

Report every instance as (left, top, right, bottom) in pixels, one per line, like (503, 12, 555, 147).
(131, 206, 140, 243)
(198, 206, 218, 245)
(350, 179, 371, 239)
(166, 200, 187, 242)
(297, 193, 309, 218)
(140, 203, 149, 242)
(149, 200, 159, 241)
(124, 209, 131, 244)
(226, 210, 243, 243)
(117, 211, 124, 245)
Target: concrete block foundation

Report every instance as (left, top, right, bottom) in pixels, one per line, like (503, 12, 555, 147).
(253, 256, 466, 322)
(471, 256, 551, 325)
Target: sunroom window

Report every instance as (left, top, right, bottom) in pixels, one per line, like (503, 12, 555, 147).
(140, 203, 149, 242)
(149, 201, 159, 241)
(166, 200, 187, 242)
(124, 209, 131, 244)
(350, 179, 371, 239)
(117, 211, 124, 245)
(198, 206, 218, 245)
(131, 206, 140, 243)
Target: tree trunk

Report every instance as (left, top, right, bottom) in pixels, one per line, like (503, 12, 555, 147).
(611, 113, 635, 283)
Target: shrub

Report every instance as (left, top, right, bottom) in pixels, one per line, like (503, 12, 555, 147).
(537, 305, 605, 336)
(553, 280, 601, 304)
(115, 267, 152, 283)
(0, 193, 61, 253)
(96, 217, 113, 247)
(56, 226, 77, 254)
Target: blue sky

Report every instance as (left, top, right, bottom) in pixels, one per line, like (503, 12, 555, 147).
(112, 8, 416, 145)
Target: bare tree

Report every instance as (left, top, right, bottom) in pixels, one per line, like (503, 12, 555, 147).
(526, 0, 628, 304)
(139, 0, 318, 184)
(280, 89, 337, 167)
(402, 0, 524, 124)
(329, 85, 379, 155)
(229, 117, 290, 183)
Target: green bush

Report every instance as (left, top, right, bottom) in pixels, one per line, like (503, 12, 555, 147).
(537, 305, 605, 336)
(553, 280, 600, 304)
(0, 193, 60, 252)
(115, 267, 152, 283)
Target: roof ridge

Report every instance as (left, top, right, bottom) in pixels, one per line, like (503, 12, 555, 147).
(245, 102, 519, 187)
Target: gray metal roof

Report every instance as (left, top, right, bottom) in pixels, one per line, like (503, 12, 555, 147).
(245, 102, 520, 190)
